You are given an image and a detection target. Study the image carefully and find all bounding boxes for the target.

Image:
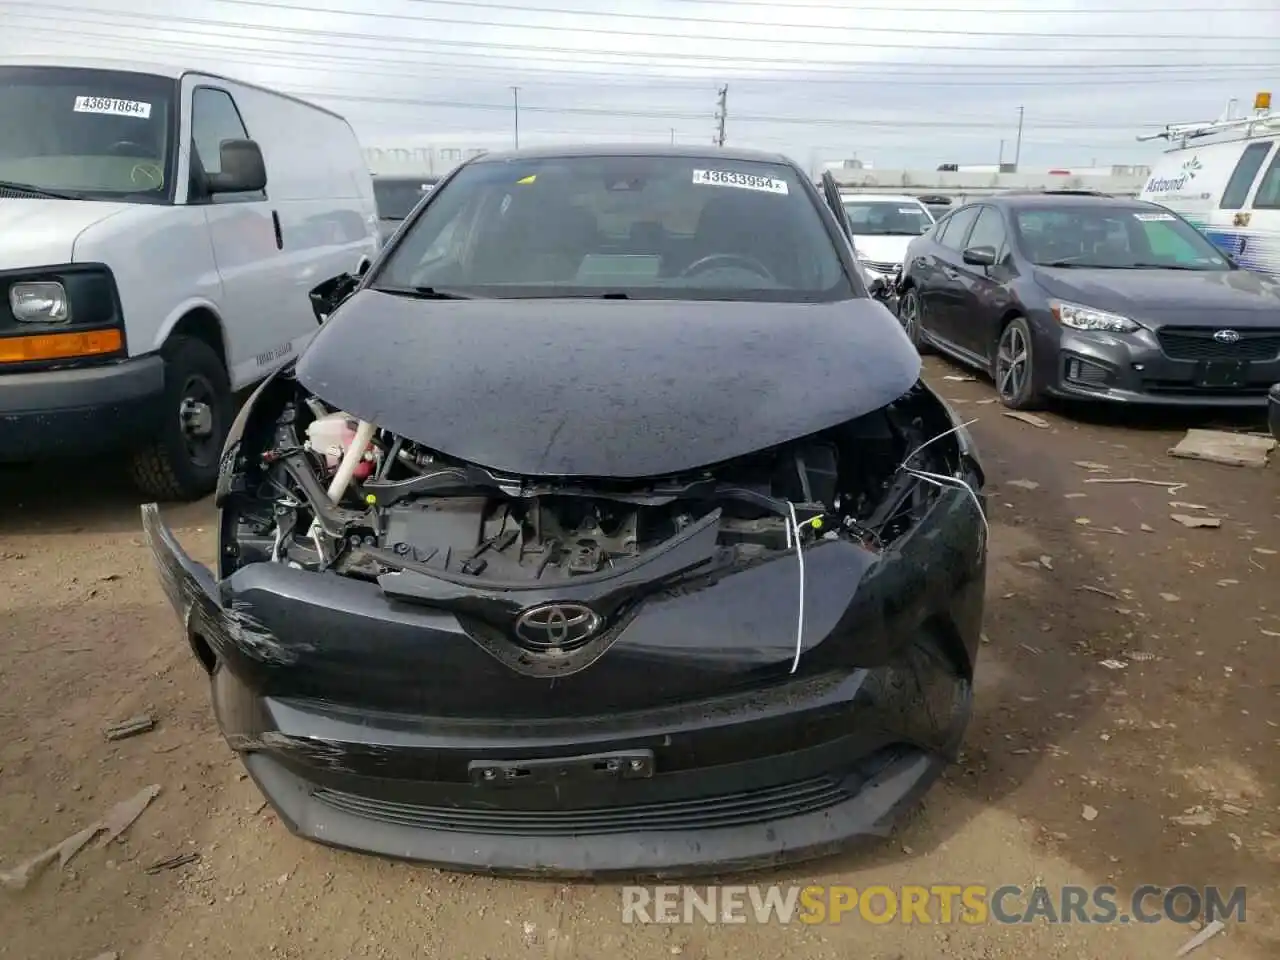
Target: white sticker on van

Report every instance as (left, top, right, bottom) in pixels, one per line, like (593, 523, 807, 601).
(692, 169, 788, 194)
(1134, 212, 1176, 221)
(73, 96, 152, 119)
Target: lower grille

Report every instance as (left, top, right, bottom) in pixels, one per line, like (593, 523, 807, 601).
(1157, 328, 1280, 362)
(1141, 380, 1273, 397)
(313, 775, 853, 836)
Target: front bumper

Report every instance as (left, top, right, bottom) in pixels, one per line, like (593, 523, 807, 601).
(0, 355, 165, 461)
(1044, 326, 1279, 407)
(141, 472, 985, 877)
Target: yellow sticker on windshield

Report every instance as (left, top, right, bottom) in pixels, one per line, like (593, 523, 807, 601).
(516, 174, 536, 184)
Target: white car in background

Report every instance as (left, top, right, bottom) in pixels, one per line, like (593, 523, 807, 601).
(839, 192, 936, 280)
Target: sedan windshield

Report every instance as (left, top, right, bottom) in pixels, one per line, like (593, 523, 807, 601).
(0, 66, 176, 203)
(841, 199, 933, 236)
(374, 154, 853, 301)
(373, 177, 436, 220)
(1014, 206, 1231, 270)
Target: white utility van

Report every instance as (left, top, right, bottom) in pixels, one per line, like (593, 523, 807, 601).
(0, 58, 380, 499)
(1138, 92, 1280, 278)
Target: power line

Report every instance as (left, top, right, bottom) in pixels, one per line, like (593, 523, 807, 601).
(16, 2, 1272, 57)
(661, 0, 1271, 10)
(188, 0, 1275, 42)
(15, 20, 1277, 99)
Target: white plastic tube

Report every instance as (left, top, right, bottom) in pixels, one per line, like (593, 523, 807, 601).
(327, 419, 376, 503)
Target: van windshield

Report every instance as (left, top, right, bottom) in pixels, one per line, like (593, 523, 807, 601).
(373, 177, 437, 220)
(0, 66, 177, 203)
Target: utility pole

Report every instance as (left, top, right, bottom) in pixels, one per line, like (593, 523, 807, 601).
(714, 85, 727, 147)
(998, 139, 1005, 165)
(1014, 105, 1024, 169)
(670, 127, 676, 145)
(511, 86, 520, 150)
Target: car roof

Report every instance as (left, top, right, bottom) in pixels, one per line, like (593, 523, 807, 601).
(838, 193, 928, 204)
(983, 192, 1155, 210)
(471, 143, 795, 165)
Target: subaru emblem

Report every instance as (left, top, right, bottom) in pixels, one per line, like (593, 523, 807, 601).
(1212, 329, 1241, 344)
(514, 602, 601, 649)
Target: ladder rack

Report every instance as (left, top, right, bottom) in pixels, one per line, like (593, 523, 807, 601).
(1138, 98, 1280, 144)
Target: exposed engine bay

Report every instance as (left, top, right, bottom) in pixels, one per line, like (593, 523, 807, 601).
(218, 373, 980, 587)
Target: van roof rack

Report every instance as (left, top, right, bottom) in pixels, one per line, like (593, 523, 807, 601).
(1138, 102, 1280, 144)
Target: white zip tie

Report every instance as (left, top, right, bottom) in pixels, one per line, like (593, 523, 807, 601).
(899, 417, 979, 469)
(786, 500, 806, 675)
(905, 467, 990, 545)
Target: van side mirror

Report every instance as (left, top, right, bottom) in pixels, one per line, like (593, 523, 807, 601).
(309, 272, 360, 324)
(867, 275, 887, 297)
(208, 138, 267, 194)
(962, 245, 997, 267)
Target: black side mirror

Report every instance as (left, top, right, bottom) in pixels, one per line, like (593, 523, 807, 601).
(207, 138, 267, 194)
(963, 245, 997, 267)
(309, 272, 360, 324)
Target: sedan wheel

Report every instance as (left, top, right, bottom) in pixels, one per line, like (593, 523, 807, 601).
(899, 288, 930, 352)
(994, 317, 1043, 409)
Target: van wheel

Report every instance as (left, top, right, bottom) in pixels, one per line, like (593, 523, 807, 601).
(993, 317, 1045, 410)
(129, 336, 232, 501)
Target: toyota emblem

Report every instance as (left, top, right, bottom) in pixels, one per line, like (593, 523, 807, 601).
(1212, 329, 1241, 344)
(514, 602, 601, 649)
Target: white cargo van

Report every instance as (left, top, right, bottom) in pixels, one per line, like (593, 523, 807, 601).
(0, 58, 379, 499)
(1138, 92, 1280, 278)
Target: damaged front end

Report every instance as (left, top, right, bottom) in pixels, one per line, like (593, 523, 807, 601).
(143, 370, 987, 876)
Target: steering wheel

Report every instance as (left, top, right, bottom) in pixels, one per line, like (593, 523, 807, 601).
(678, 253, 776, 282)
(107, 140, 152, 158)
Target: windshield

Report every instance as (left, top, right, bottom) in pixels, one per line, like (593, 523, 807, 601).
(374, 154, 854, 301)
(841, 199, 933, 236)
(373, 177, 436, 220)
(1014, 206, 1231, 270)
(0, 66, 177, 203)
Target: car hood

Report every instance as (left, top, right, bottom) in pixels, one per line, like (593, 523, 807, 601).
(1033, 266, 1280, 327)
(0, 198, 133, 267)
(295, 290, 922, 478)
(851, 234, 918, 266)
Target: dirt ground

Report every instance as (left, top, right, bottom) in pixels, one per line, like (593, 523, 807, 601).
(1, 356, 1277, 960)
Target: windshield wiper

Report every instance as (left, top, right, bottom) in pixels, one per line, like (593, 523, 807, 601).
(1124, 263, 1203, 271)
(380, 286, 473, 300)
(0, 179, 83, 200)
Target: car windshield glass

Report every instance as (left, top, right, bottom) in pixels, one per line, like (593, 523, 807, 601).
(374, 154, 854, 301)
(373, 178, 435, 220)
(0, 66, 176, 203)
(1014, 206, 1231, 270)
(841, 199, 933, 235)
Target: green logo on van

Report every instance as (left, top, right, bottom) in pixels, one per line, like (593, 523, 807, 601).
(1181, 156, 1202, 179)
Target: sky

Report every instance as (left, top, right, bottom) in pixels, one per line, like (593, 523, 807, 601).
(4, 0, 1279, 170)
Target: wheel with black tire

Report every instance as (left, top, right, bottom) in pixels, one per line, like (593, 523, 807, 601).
(993, 316, 1045, 410)
(129, 336, 232, 501)
(898, 286, 932, 354)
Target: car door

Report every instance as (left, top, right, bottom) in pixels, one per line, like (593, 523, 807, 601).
(920, 203, 979, 346)
(183, 78, 282, 388)
(951, 205, 1015, 359)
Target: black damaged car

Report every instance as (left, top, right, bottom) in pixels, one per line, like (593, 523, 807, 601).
(142, 145, 988, 877)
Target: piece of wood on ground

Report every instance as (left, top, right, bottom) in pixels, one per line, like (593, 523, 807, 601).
(104, 714, 155, 741)
(1168, 428, 1276, 468)
(1171, 514, 1221, 529)
(1003, 411, 1050, 428)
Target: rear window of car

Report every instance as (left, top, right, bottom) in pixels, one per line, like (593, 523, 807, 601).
(374, 154, 855, 302)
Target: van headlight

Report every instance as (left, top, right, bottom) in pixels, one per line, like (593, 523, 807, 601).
(1049, 299, 1138, 333)
(10, 281, 71, 323)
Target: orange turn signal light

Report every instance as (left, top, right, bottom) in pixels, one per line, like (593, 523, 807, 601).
(0, 328, 123, 364)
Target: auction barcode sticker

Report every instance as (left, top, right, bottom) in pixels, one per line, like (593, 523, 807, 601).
(1133, 211, 1176, 221)
(73, 96, 152, 119)
(692, 169, 789, 194)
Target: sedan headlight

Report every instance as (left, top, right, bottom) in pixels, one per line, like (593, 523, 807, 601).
(9, 281, 71, 323)
(1049, 299, 1138, 334)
